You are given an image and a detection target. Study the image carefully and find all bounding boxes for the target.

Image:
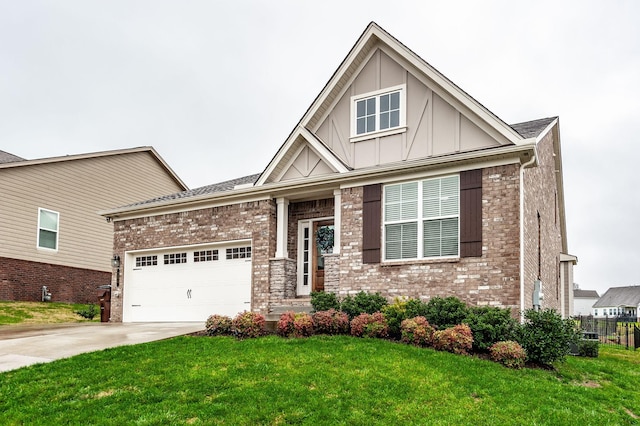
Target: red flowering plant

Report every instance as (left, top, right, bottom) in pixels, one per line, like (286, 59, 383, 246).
(489, 340, 527, 368)
(231, 311, 266, 339)
(312, 309, 350, 335)
(350, 312, 389, 338)
(432, 323, 473, 355)
(205, 314, 232, 336)
(400, 316, 435, 347)
(277, 311, 314, 338)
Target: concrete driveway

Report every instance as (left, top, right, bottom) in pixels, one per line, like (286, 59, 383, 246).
(0, 322, 204, 373)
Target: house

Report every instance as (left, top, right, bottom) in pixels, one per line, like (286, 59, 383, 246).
(592, 286, 640, 320)
(0, 147, 187, 303)
(573, 288, 599, 316)
(100, 22, 577, 323)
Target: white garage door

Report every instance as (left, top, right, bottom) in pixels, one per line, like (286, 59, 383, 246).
(123, 243, 252, 322)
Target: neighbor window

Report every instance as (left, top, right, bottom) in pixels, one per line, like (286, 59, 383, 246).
(384, 175, 459, 260)
(37, 208, 59, 250)
(351, 85, 405, 138)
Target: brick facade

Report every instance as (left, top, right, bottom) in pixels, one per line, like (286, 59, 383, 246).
(522, 131, 564, 312)
(0, 257, 110, 303)
(337, 165, 522, 311)
(110, 199, 276, 322)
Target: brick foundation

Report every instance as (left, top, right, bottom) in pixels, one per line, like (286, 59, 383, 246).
(0, 256, 111, 303)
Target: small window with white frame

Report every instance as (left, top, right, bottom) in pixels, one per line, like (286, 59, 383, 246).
(351, 85, 406, 140)
(37, 208, 59, 250)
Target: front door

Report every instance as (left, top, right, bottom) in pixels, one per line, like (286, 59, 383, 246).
(298, 219, 334, 296)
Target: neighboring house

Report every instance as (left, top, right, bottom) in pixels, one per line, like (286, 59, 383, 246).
(101, 22, 577, 323)
(0, 147, 187, 303)
(573, 289, 599, 316)
(592, 286, 640, 320)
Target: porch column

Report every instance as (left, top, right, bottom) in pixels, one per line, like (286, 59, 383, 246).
(275, 197, 289, 258)
(333, 189, 341, 255)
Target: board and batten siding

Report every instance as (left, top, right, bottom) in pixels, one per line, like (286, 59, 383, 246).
(314, 48, 502, 171)
(0, 151, 184, 272)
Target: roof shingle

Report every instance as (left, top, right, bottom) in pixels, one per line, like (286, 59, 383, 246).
(510, 117, 557, 138)
(592, 286, 640, 308)
(0, 150, 25, 164)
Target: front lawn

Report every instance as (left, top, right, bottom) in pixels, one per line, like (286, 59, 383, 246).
(1, 335, 638, 425)
(0, 301, 97, 325)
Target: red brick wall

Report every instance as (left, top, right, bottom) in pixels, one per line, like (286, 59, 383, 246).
(0, 256, 111, 303)
(287, 198, 335, 261)
(110, 200, 276, 321)
(338, 165, 522, 311)
(523, 130, 564, 312)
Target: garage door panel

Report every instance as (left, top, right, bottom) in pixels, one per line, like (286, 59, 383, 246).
(124, 245, 252, 322)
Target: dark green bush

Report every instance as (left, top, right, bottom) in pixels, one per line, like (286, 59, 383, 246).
(75, 304, 98, 320)
(205, 314, 232, 336)
(340, 291, 388, 320)
(578, 339, 599, 358)
(382, 298, 429, 339)
(464, 306, 518, 352)
(310, 292, 340, 312)
(423, 296, 470, 329)
(517, 309, 580, 366)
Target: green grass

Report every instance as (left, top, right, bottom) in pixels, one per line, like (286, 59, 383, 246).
(1, 336, 638, 425)
(0, 301, 98, 325)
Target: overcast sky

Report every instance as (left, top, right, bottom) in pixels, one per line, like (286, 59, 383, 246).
(1, 1, 638, 296)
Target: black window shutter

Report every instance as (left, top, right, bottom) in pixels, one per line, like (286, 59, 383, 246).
(460, 169, 482, 257)
(362, 184, 382, 264)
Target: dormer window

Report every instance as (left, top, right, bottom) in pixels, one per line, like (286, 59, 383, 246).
(351, 85, 406, 141)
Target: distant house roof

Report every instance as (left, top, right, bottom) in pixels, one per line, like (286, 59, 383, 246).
(574, 289, 599, 298)
(593, 286, 640, 308)
(510, 117, 557, 139)
(0, 146, 187, 190)
(123, 173, 261, 208)
(0, 150, 25, 164)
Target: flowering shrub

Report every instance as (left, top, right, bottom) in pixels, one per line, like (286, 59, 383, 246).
(277, 311, 314, 338)
(312, 309, 350, 335)
(231, 311, 266, 339)
(350, 312, 389, 338)
(400, 316, 435, 347)
(489, 340, 527, 368)
(432, 324, 473, 355)
(205, 314, 232, 336)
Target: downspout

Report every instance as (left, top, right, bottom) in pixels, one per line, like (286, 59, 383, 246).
(519, 151, 537, 320)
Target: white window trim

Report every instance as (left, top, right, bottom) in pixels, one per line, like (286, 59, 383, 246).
(350, 84, 407, 141)
(382, 175, 460, 261)
(37, 207, 59, 251)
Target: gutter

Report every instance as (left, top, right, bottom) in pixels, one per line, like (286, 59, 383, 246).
(519, 148, 538, 319)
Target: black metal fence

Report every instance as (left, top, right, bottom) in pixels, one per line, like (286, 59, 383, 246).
(574, 315, 639, 350)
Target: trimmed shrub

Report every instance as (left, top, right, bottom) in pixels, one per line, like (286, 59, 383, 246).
(231, 311, 266, 339)
(310, 292, 340, 312)
(578, 339, 599, 358)
(75, 303, 98, 320)
(205, 314, 232, 336)
(464, 306, 518, 352)
(432, 324, 473, 355)
(400, 316, 435, 347)
(341, 291, 388, 320)
(424, 296, 470, 329)
(382, 298, 429, 339)
(350, 312, 389, 338)
(517, 309, 580, 366)
(312, 309, 350, 335)
(489, 340, 527, 368)
(277, 311, 314, 338)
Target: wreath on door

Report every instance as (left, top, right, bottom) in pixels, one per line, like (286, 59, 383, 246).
(316, 227, 334, 253)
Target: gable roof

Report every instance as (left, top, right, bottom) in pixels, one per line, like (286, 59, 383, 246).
(574, 289, 599, 298)
(511, 117, 558, 139)
(0, 150, 25, 164)
(593, 286, 640, 308)
(0, 147, 187, 190)
(256, 21, 531, 186)
(123, 173, 260, 208)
